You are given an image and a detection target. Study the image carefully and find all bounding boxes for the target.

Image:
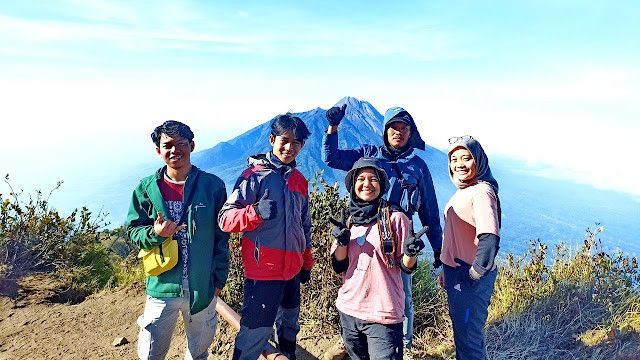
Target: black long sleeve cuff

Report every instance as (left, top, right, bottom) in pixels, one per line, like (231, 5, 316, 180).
(332, 253, 349, 274)
(473, 233, 500, 276)
(400, 260, 418, 275)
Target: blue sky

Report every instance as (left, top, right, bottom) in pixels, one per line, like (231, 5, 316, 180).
(1, 1, 639, 205)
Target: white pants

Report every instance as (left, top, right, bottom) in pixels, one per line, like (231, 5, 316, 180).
(137, 292, 218, 360)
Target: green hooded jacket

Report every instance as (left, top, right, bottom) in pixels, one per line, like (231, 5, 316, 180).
(126, 166, 230, 314)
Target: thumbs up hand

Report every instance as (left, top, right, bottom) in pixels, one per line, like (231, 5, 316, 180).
(403, 220, 427, 258)
(255, 189, 277, 220)
(154, 211, 187, 237)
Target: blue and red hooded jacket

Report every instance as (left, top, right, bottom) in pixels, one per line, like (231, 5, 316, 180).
(218, 152, 314, 281)
(322, 106, 442, 253)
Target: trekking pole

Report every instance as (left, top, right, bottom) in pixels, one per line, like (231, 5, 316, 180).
(216, 297, 289, 360)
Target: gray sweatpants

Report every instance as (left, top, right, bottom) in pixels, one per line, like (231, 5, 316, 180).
(137, 291, 218, 360)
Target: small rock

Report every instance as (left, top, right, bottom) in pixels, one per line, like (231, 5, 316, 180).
(321, 345, 347, 360)
(112, 337, 129, 347)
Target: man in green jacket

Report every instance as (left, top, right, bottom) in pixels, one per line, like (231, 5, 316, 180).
(126, 120, 230, 360)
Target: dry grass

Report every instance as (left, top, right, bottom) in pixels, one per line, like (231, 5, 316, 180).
(485, 288, 640, 359)
(91, 177, 640, 359)
(15, 174, 636, 359)
(402, 225, 640, 359)
(481, 226, 640, 360)
(213, 176, 640, 359)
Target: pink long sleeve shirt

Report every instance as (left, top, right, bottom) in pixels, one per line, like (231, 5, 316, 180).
(331, 211, 410, 324)
(440, 182, 500, 268)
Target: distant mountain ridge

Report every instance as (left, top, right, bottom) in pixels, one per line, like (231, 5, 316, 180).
(89, 96, 640, 257)
(191, 96, 454, 202)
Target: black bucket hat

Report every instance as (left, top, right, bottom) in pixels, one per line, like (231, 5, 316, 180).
(344, 157, 391, 196)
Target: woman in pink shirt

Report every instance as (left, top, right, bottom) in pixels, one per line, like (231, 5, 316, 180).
(438, 136, 501, 360)
(328, 157, 428, 360)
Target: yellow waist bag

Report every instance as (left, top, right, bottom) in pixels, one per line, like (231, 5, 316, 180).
(138, 236, 179, 276)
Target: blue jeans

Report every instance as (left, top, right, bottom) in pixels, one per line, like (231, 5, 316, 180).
(339, 311, 403, 360)
(401, 270, 413, 349)
(443, 265, 497, 360)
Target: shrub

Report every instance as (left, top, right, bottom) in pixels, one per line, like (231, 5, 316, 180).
(485, 224, 640, 359)
(9, 173, 640, 358)
(299, 173, 348, 330)
(103, 226, 146, 288)
(411, 261, 454, 358)
(220, 232, 244, 310)
(0, 176, 128, 299)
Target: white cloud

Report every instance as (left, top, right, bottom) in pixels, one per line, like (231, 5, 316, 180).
(61, 0, 142, 23)
(1, 1, 639, 199)
(368, 68, 640, 196)
(0, 14, 245, 44)
(0, 3, 471, 61)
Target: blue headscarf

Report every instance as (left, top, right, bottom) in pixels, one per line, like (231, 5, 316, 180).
(448, 136, 501, 226)
(448, 137, 498, 193)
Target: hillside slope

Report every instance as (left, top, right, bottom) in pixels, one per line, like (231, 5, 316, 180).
(0, 275, 338, 360)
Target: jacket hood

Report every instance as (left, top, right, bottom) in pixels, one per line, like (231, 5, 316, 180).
(383, 107, 426, 152)
(248, 152, 296, 170)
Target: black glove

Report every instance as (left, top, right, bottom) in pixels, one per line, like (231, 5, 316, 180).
(255, 189, 277, 220)
(454, 258, 477, 287)
(326, 104, 347, 127)
(327, 209, 350, 247)
(433, 251, 442, 268)
(403, 220, 427, 258)
(299, 269, 311, 284)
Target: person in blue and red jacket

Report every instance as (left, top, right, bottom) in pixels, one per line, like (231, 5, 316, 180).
(218, 114, 314, 360)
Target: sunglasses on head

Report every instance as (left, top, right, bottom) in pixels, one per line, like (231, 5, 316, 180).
(448, 135, 473, 144)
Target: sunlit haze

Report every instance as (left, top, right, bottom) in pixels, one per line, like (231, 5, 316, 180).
(2, 1, 639, 204)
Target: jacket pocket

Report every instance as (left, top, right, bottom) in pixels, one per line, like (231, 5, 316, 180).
(190, 202, 208, 235)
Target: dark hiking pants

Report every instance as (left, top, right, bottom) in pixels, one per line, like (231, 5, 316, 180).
(339, 311, 403, 360)
(444, 264, 498, 360)
(232, 274, 301, 360)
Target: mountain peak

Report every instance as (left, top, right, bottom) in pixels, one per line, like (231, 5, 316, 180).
(331, 96, 383, 136)
(334, 96, 360, 106)
(334, 96, 363, 108)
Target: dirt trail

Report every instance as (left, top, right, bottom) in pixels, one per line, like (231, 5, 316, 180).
(0, 275, 342, 360)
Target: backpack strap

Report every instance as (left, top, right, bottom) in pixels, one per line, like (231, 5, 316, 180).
(390, 160, 418, 218)
(390, 160, 410, 190)
(158, 242, 165, 263)
(377, 199, 396, 268)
